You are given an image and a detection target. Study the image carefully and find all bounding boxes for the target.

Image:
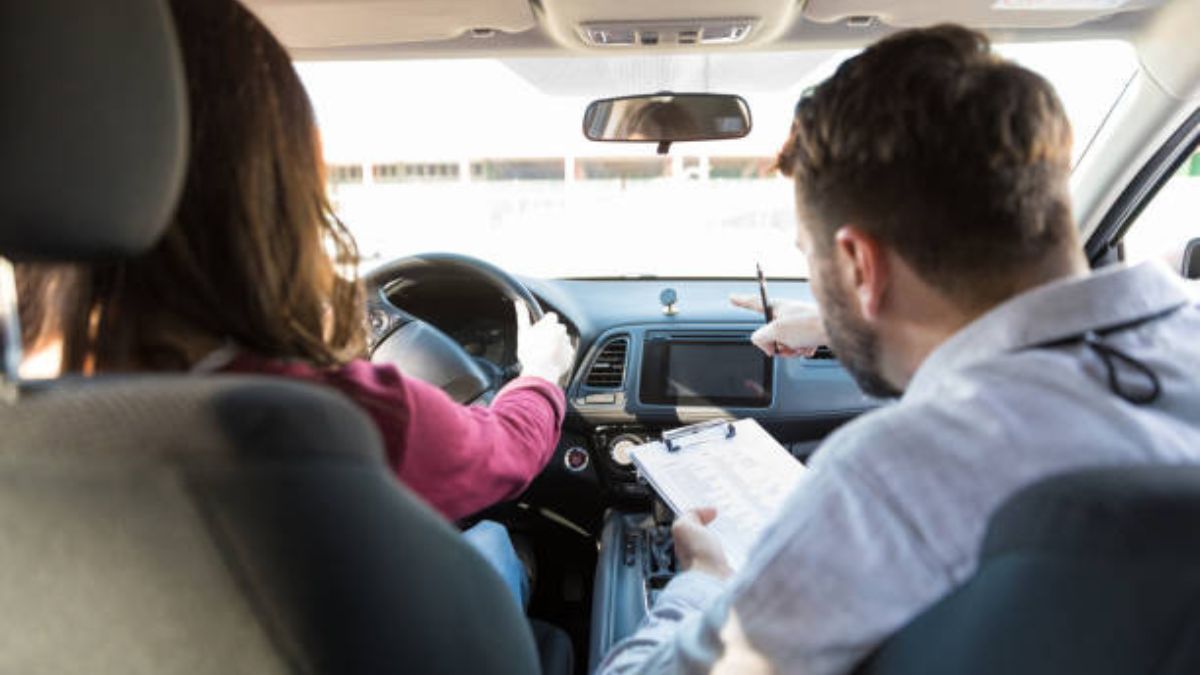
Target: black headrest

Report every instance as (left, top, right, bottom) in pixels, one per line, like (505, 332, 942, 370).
(1184, 238, 1200, 280)
(982, 466, 1200, 562)
(0, 0, 187, 261)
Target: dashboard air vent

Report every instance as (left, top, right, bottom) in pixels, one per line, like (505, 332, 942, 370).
(585, 338, 629, 388)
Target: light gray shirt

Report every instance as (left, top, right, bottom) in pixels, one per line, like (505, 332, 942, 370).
(598, 261, 1200, 675)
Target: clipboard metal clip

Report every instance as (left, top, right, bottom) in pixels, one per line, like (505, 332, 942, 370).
(663, 419, 737, 453)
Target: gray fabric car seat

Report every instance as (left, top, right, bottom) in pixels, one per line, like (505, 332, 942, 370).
(1, 377, 542, 674)
(0, 1, 550, 673)
(1183, 238, 1199, 279)
(856, 466, 1200, 675)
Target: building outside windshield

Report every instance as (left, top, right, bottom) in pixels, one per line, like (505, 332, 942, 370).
(298, 42, 1154, 280)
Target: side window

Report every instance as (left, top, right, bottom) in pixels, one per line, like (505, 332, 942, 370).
(1120, 142, 1200, 276)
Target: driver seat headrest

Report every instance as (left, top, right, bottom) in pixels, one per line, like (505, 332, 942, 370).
(0, 0, 187, 261)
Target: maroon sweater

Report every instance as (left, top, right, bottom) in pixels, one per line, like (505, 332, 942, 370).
(223, 355, 566, 520)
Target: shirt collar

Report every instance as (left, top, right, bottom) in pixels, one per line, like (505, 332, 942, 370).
(905, 261, 1199, 400)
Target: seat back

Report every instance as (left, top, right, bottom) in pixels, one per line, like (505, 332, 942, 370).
(858, 466, 1200, 675)
(0, 377, 541, 674)
(0, 2, 541, 672)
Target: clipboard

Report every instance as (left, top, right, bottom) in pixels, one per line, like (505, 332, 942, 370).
(664, 419, 738, 452)
(629, 418, 807, 571)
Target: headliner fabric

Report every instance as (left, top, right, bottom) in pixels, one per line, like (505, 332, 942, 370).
(0, 0, 187, 261)
(803, 0, 1164, 29)
(243, 0, 537, 48)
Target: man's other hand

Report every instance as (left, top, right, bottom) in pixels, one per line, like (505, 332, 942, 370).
(730, 294, 827, 357)
(672, 508, 734, 581)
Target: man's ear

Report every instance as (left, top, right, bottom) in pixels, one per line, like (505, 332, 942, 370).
(833, 225, 888, 320)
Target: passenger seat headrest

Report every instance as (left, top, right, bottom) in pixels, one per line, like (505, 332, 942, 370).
(1183, 238, 1200, 280)
(0, 0, 187, 261)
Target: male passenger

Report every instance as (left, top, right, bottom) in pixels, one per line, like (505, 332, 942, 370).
(599, 24, 1200, 675)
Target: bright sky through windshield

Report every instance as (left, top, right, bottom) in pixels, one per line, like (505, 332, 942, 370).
(298, 42, 1135, 278)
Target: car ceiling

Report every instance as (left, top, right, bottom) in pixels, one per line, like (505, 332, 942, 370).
(243, 0, 1168, 60)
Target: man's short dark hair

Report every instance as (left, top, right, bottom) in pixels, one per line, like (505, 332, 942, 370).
(778, 24, 1076, 306)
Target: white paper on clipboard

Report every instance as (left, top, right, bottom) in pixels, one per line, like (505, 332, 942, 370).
(629, 418, 807, 571)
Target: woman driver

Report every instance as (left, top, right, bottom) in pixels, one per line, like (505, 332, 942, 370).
(16, 0, 575, 526)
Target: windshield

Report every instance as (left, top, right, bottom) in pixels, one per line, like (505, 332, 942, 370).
(298, 41, 1135, 279)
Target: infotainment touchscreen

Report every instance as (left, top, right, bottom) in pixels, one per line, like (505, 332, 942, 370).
(640, 337, 773, 408)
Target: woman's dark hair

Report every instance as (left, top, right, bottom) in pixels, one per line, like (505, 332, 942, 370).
(20, 0, 365, 371)
(777, 25, 1076, 308)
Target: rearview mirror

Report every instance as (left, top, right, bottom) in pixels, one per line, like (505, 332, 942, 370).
(583, 93, 751, 150)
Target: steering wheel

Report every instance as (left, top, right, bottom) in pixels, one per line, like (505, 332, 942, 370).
(365, 253, 544, 404)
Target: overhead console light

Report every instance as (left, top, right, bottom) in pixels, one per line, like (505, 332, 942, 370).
(578, 19, 758, 48)
(844, 15, 877, 28)
(699, 21, 755, 44)
(583, 25, 636, 46)
(539, 0, 796, 51)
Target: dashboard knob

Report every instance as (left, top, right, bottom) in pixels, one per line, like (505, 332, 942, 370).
(563, 446, 591, 472)
(609, 434, 644, 467)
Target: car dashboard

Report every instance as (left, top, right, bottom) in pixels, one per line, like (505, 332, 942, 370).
(511, 277, 878, 662)
(514, 277, 877, 665)
(388, 275, 876, 666)
(390, 274, 875, 506)
(527, 277, 873, 472)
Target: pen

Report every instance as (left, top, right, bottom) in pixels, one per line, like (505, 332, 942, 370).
(756, 263, 774, 322)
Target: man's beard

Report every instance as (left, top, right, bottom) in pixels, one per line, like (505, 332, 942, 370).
(813, 267, 903, 399)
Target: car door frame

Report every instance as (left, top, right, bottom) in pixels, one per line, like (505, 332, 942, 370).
(1085, 107, 1200, 267)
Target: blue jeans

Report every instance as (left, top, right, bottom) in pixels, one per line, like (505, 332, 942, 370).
(463, 520, 530, 610)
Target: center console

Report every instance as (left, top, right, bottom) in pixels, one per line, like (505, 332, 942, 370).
(572, 324, 867, 668)
(587, 508, 679, 672)
(581, 330, 772, 669)
(572, 325, 785, 497)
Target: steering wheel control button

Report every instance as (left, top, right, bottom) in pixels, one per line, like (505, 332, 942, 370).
(660, 288, 679, 316)
(564, 446, 591, 472)
(368, 308, 391, 334)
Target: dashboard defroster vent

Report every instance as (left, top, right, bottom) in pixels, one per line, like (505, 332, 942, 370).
(585, 337, 629, 388)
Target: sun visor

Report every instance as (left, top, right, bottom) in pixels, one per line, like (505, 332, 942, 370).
(242, 0, 537, 48)
(1137, 0, 1200, 101)
(803, 0, 1164, 29)
(535, 0, 802, 50)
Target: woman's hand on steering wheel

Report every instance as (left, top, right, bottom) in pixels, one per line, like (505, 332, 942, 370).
(515, 302, 575, 385)
(367, 253, 571, 403)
